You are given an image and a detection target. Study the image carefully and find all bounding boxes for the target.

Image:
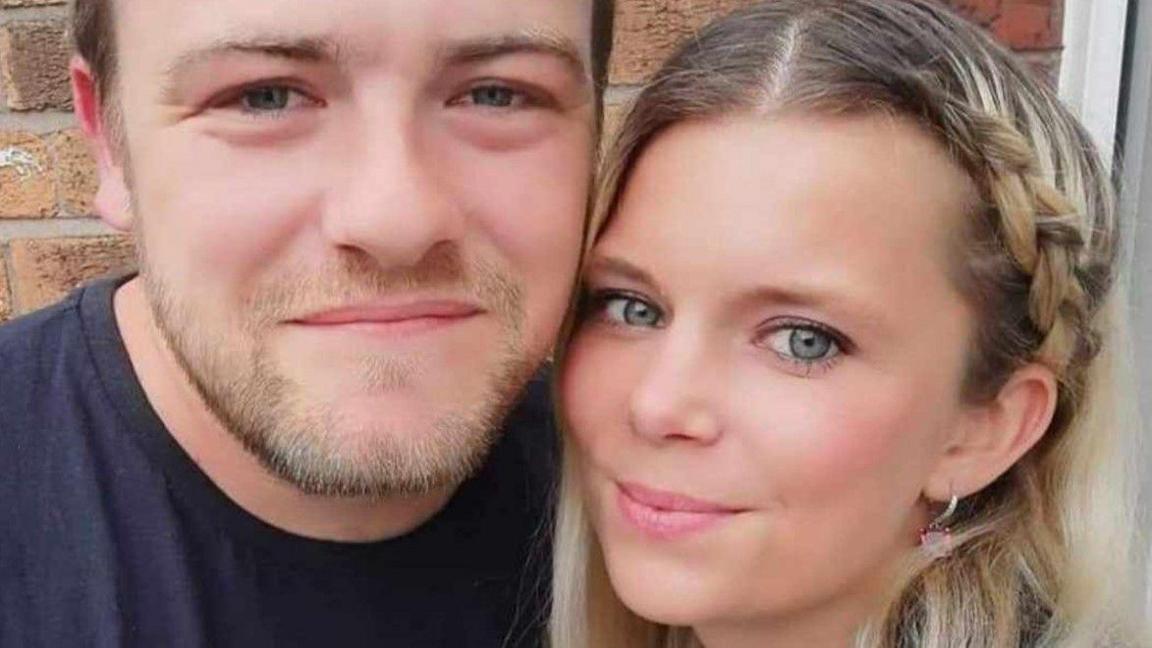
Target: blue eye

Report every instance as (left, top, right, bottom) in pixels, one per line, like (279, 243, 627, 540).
(241, 86, 294, 112)
(451, 83, 537, 110)
(595, 294, 664, 328)
(469, 85, 520, 107)
(764, 326, 841, 363)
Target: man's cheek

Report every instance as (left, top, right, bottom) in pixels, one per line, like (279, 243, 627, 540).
(142, 165, 318, 278)
(488, 175, 588, 262)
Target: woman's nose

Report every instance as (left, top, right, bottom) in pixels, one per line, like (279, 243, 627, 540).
(627, 331, 723, 446)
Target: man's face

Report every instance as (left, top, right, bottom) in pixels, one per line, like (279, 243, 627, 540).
(104, 0, 595, 496)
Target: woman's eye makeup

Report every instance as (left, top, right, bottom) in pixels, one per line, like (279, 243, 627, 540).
(756, 320, 851, 375)
(582, 286, 850, 375)
(585, 290, 665, 329)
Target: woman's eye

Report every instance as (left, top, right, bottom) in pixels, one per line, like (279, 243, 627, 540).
(764, 326, 841, 364)
(595, 294, 664, 329)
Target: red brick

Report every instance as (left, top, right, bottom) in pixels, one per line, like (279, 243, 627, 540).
(0, 19, 71, 111)
(610, 0, 758, 84)
(50, 129, 98, 217)
(608, 1, 1060, 85)
(992, 1, 1061, 50)
(0, 130, 56, 219)
(945, 0, 1002, 26)
(10, 236, 134, 313)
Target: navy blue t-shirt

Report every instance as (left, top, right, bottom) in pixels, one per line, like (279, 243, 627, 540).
(0, 277, 556, 648)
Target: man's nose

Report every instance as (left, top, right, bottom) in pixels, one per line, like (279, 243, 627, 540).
(322, 111, 462, 268)
(627, 330, 723, 446)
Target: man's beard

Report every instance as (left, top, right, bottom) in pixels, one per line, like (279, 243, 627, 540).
(137, 240, 538, 498)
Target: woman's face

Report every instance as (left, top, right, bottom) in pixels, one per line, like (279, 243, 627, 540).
(562, 113, 984, 641)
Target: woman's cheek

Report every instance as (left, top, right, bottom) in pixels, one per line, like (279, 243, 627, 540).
(561, 331, 628, 451)
(733, 368, 938, 506)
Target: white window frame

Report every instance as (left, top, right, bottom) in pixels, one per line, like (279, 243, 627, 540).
(1059, 0, 1130, 167)
(1114, 0, 1151, 431)
(1106, 0, 1152, 615)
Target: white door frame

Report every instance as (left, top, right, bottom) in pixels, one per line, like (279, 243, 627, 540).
(1111, 0, 1152, 614)
(1116, 0, 1150, 429)
(1059, 0, 1130, 166)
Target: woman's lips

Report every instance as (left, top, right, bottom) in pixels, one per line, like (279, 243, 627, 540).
(615, 481, 746, 539)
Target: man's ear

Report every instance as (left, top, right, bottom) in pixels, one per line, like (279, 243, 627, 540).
(925, 364, 1059, 501)
(71, 55, 132, 231)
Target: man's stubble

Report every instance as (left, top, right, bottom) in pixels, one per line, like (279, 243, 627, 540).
(134, 218, 540, 499)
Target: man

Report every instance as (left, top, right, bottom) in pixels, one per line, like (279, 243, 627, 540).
(0, 0, 613, 645)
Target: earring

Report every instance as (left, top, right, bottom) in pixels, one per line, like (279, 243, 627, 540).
(919, 491, 959, 559)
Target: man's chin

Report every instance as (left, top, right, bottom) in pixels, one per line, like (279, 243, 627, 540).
(236, 371, 527, 497)
(241, 407, 498, 498)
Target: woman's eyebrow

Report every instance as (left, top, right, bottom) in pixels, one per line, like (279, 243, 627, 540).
(584, 255, 659, 288)
(737, 282, 889, 336)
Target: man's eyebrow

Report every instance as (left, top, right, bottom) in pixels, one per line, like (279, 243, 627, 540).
(163, 35, 342, 84)
(440, 31, 590, 83)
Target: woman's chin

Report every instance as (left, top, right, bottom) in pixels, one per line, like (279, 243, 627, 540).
(602, 551, 728, 628)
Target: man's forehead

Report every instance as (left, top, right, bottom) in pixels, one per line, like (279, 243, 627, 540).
(115, 0, 594, 65)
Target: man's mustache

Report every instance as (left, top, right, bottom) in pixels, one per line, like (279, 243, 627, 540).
(241, 246, 524, 327)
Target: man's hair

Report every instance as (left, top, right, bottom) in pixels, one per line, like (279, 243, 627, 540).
(72, 0, 616, 105)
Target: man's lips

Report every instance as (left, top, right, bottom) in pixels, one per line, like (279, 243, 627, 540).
(615, 481, 748, 539)
(288, 300, 483, 330)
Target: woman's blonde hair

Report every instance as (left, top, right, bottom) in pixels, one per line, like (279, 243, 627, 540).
(550, 1, 1147, 646)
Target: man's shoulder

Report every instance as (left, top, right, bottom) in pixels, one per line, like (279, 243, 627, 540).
(495, 371, 559, 503)
(505, 372, 556, 447)
(0, 286, 92, 388)
(0, 281, 110, 426)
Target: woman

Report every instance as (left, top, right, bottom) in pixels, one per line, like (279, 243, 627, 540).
(550, 1, 1147, 646)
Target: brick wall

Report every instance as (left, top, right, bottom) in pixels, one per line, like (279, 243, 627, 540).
(0, 0, 1063, 322)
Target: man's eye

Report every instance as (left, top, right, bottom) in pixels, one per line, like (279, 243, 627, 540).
(235, 85, 311, 114)
(763, 326, 841, 364)
(595, 294, 664, 329)
(454, 84, 531, 109)
(471, 86, 518, 107)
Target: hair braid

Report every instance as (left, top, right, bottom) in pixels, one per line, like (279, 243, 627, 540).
(893, 65, 1102, 384)
(951, 108, 1101, 378)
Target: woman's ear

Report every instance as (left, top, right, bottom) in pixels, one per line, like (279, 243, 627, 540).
(71, 55, 133, 231)
(925, 364, 1059, 500)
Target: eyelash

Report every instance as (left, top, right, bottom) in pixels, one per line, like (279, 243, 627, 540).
(585, 288, 853, 376)
(754, 318, 852, 376)
(210, 80, 321, 119)
(208, 79, 550, 121)
(447, 80, 550, 111)
(584, 289, 664, 329)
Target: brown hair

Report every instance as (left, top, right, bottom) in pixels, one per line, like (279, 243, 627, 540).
(70, 0, 616, 104)
(70, 0, 114, 101)
(551, 1, 1145, 646)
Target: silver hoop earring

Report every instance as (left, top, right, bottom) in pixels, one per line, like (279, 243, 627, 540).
(919, 491, 959, 559)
